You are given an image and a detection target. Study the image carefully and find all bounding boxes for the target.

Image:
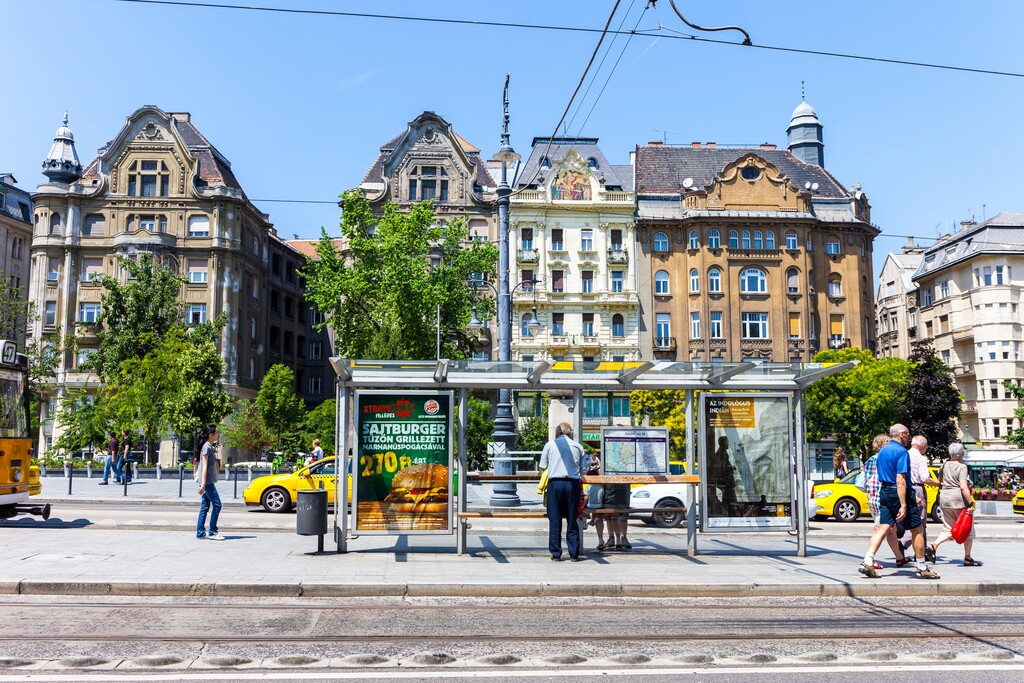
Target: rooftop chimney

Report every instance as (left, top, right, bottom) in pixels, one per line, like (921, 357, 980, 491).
(648, 141, 663, 146)
(760, 143, 777, 150)
(691, 142, 701, 148)
(706, 142, 716, 148)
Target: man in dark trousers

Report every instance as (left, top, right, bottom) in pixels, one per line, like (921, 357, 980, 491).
(539, 422, 585, 562)
(119, 429, 133, 484)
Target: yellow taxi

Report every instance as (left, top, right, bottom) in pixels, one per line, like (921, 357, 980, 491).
(243, 457, 349, 513)
(1013, 488, 1024, 516)
(812, 467, 941, 523)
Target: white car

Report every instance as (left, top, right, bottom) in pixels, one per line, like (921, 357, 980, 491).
(629, 484, 691, 528)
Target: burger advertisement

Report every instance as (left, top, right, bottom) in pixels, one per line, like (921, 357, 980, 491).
(353, 391, 453, 534)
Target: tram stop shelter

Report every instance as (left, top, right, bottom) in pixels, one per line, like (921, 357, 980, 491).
(328, 359, 855, 558)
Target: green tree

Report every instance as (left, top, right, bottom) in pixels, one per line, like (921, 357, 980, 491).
(0, 274, 31, 340)
(515, 393, 550, 465)
(303, 191, 498, 360)
(222, 400, 273, 459)
(300, 399, 337, 457)
(630, 390, 689, 461)
(805, 347, 912, 459)
(256, 364, 305, 455)
(162, 333, 232, 455)
(464, 397, 494, 471)
(898, 341, 962, 461)
(1003, 380, 1024, 448)
(50, 388, 108, 459)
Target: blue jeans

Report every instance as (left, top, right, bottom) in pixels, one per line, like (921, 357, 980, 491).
(197, 483, 222, 537)
(112, 455, 124, 483)
(102, 455, 115, 483)
(546, 478, 581, 559)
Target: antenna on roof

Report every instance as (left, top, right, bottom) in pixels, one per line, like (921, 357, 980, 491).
(801, 80, 806, 101)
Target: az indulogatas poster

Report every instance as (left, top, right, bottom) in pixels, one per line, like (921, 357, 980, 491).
(700, 394, 794, 530)
(353, 391, 453, 534)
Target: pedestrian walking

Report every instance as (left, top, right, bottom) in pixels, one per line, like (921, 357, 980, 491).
(857, 424, 939, 579)
(929, 442, 980, 566)
(584, 454, 609, 550)
(118, 429, 133, 484)
(539, 422, 585, 562)
(196, 424, 225, 541)
(99, 431, 119, 485)
(902, 435, 940, 551)
(860, 434, 910, 568)
(833, 447, 849, 480)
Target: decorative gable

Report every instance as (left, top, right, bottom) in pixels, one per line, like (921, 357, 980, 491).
(684, 153, 809, 212)
(546, 151, 597, 201)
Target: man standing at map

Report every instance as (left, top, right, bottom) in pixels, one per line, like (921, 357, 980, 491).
(539, 422, 585, 562)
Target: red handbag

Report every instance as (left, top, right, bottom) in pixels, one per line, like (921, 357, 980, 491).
(950, 508, 973, 544)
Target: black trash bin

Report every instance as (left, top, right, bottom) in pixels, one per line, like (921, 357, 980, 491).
(296, 488, 328, 551)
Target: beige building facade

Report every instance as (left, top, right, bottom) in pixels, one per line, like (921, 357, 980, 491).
(0, 173, 33, 345)
(875, 243, 923, 359)
(634, 103, 878, 362)
(912, 213, 1024, 446)
(29, 106, 313, 458)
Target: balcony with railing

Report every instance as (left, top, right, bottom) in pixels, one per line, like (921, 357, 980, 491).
(953, 362, 975, 377)
(607, 248, 629, 264)
(828, 335, 851, 349)
(654, 336, 677, 350)
(517, 248, 538, 263)
(951, 326, 974, 342)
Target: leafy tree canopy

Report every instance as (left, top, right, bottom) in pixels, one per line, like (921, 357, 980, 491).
(222, 400, 273, 458)
(303, 191, 498, 360)
(1003, 380, 1024, 448)
(805, 347, 912, 459)
(300, 399, 337, 457)
(898, 341, 962, 461)
(255, 364, 305, 454)
(630, 390, 689, 462)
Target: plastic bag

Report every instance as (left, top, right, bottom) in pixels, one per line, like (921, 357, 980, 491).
(537, 468, 549, 495)
(951, 508, 973, 544)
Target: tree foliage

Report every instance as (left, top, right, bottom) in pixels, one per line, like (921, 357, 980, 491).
(255, 364, 305, 454)
(300, 398, 337, 457)
(630, 390, 688, 461)
(805, 347, 912, 459)
(898, 341, 962, 461)
(464, 397, 494, 471)
(50, 388, 108, 457)
(1003, 380, 1024, 448)
(0, 273, 31, 340)
(222, 400, 273, 458)
(303, 191, 498, 360)
(515, 394, 550, 461)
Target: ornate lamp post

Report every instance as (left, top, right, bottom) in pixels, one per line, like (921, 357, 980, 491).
(489, 74, 522, 507)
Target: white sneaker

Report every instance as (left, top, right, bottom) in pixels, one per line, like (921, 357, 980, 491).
(206, 533, 226, 541)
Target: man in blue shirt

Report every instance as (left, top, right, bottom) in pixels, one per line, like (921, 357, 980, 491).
(858, 424, 939, 579)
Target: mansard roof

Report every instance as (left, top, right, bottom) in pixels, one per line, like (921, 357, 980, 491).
(635, 144, 848, 199)
(914, 212, 1024, 280)
(515, 137, 633, 191)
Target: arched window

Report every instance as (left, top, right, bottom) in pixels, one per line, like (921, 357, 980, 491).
(688, 230, 699, 250)
(708, 267, 722, 293)
(521, 312, 534, 337)
(540, 157, 551, 168)
(689, 268, 699, 293)
(587, 157, 599, 169)
(612, 314, 625, 337)
(787, 268, 799, 293)
(766, 231, 776, 249)
(786, 231, 798, 250)
(741, 230, 751, 249)
(653, 232, 669, 252)
(826, 236, 841, 255)
(729, 230, 739, 249)
(49, 213, 61, 235)
(740, 268, 767, 293)
(655, 270, 670, 295)
(753, 231, 763, 249)
(828, 274, 843, 297)
(708, 229, 721, 249)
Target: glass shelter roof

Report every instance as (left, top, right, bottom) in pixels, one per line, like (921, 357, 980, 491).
(329, 359, 856, 391)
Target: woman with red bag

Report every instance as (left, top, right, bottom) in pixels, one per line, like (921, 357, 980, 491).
(929, 442, 981, 566)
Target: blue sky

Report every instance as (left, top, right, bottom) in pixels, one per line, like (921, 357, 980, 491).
(4, 1, 1023, 279)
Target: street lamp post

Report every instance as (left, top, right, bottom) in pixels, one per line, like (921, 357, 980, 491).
(490, 74, 522, 507)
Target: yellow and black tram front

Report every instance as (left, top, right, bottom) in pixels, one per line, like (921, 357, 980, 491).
(0, 339, 48, 519)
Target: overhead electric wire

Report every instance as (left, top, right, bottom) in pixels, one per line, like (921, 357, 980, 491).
(108, 0, 1024, 79)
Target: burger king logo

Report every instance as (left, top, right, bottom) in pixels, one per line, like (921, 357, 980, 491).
(424, 399, 440, 415)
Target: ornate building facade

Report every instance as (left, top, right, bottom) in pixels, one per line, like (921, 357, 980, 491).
(357, 111, 497, 358)
(875, 241, 923, 359)
(508, 138, 638, 363)
(634, 102, 878, 362)
(29, 106, 314, 459)
(0, 172, 33, 345)
(912, 213, 1024, 446)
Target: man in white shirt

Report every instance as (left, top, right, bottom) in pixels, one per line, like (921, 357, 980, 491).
(539, 422, 585, 562)
(907, 435, 940, 555)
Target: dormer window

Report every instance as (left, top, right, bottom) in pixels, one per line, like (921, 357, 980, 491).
(409, 166, 448, 201)
(588, 157, 599, 169)
(741, 167, 760, 181)
(540, 157, 551, 168)
(127, 160, 171, 197)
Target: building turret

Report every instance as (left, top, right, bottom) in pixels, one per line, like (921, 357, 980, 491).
(786, 100, 824, 167)
(41, 112, 82, 184)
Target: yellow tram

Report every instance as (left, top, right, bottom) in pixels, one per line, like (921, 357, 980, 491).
(0, 340, 48, 519)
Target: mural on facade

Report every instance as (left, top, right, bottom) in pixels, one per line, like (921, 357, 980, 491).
(551, 170, 591, 201)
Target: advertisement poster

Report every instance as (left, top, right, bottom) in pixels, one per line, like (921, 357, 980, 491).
(353, 391, 453, 535)
(700, 394, 794, 530)
(600, 426, 669, 475)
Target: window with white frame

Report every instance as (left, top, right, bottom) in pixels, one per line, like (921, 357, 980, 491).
(690, 312, 701, 338)
(741, 312, 768, 338)
(185, 303, 207, 325)
(655, 313, 671, 346)
(740, 268, 767, 293)
(786, 232, 798, 249)
(612, 314, 624, 337)
(187, 215, 210, 237)
(653, 232, 669, 252)
(708, 229, 721, 249)
(580, 229, 594, 251)
(187, 259, 208, 284)
(581, 270, 593, 293)
(44, 301, 57, 327)
(708, 267, 722, 293)
(79, 257, 102, 283)
(941, 350, 951, 366)
(996, 265, 1005, 285)
(76, 348, 96, 368)
(582, 312, 595, 336)
(939, 280, 949, 298)
(741, 230, 751, 249)
(828, 275, 843, 297)
(825, 237, 841, 254)
(923, 287, 933, 306)
(311, 341, 323, 360)
(765, 231, 776, 249)
(78, 302, 101, 323)
(787, 267, 799, 293)
(753, 231, 763, 249)
(688, 230, 699, 249)
(710, 311, 723, 338)
(689, 268, 699, 293)
(610, 271, 623, 292)
(729, 230, 738, 248)
(655, 270, 670, 295)
(520, 228, 533, 250)
(521, 312, 534, 337)
(47, 256, 59, 282)
(127, 160, 171, 197)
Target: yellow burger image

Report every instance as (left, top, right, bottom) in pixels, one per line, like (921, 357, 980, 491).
(384, 463, 449, 514)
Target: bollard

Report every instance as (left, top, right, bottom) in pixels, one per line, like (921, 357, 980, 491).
(156, 464, 161, 480)
(86, 462, 92, 479)
(233, 465, 238, 499)
(248, 465, 253, 482)
(66, 464, 72, 495)
(178, 463, 184, 498)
